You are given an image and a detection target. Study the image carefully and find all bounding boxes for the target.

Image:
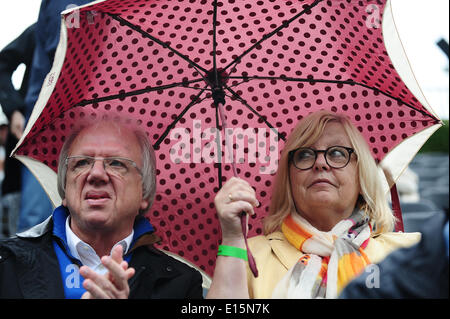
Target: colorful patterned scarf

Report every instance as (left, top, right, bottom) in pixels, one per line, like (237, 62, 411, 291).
(272, 210, 371, 299)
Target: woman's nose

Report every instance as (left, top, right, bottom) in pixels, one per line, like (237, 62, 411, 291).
(313, 152, 330, 171)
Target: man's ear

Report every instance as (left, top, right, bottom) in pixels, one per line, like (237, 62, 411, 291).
(140, 199, 149, 211)
(62, 198, 67, 207)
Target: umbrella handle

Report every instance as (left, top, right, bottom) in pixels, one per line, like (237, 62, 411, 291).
(390, 183, 404, 232)
(217, 99, 258, 277)
(240, 212, 259, 277)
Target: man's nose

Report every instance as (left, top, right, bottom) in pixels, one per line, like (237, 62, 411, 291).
(86, 159, 109, 183)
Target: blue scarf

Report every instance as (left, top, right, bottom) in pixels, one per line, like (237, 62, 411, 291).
(51, 206, 154, 299)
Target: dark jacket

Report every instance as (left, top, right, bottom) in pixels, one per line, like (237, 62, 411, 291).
(0, 217, 203, 299)
(0, 24, 35, 119)
(339, 212, 449, 299)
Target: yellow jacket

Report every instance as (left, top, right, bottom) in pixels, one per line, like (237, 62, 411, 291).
(246, 231, 421, 298)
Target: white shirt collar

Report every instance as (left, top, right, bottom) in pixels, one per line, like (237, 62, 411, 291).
(65, 216, 134, 275)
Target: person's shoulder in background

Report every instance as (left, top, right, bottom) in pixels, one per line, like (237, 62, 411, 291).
(340, 213, 448, 298)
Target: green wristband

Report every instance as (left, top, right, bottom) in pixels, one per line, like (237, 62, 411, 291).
(217, 245, 248, 261)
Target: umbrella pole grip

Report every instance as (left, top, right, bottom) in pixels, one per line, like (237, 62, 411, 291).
(240, 212, 259, 278)
(217, 102, 238, 176)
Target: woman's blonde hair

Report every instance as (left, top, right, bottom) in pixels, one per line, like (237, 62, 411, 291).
(264, 110, 395, 235)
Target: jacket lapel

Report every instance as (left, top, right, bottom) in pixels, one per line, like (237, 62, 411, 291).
(267, 231, 303, 270)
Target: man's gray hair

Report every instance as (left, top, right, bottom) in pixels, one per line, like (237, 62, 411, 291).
(57, 123, 157, 215)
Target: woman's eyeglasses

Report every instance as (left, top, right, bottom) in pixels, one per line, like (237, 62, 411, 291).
(288, 146, 355, 170)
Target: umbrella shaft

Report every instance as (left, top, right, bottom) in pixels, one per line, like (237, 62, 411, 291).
(217, 102, 238, 177)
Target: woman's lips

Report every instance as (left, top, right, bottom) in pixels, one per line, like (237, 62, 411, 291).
(309, 179, 334, 188)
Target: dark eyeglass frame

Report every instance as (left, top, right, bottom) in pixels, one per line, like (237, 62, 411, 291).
(288, 145, 355, 170)
(65, 155, 143, 177)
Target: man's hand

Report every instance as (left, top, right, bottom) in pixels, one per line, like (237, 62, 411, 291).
(80, 245, 135, 299)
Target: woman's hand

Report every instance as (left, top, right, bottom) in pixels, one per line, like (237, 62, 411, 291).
(214, 177, 259, 245)
(207, 177, 257, 299)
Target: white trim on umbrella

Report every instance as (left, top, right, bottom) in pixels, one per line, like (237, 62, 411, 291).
(379, 124, 442, 193)
(14, 155, 60, 208)
(380, 0, 443, 192)
(13, 15, 69, 156)
(384, 0, 439, 119)
(11, 14, 70, 208)
(61, 0, 108, 15)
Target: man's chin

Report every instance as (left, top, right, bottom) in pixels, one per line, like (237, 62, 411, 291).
(79, 204, 112, 222)
(82, 214, 113, 231)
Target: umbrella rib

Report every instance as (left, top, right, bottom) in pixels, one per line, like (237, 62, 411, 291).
(224, 86, 285, 142)
(153, 86, 209, 149)
(228, 75, 439, 121)
(75, 79, 204, 107)
(19, 79, 207, 151)
(107, 13, 209, 76)
(222, 0, 324, 73)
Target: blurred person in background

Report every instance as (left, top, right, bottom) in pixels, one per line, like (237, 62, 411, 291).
(0, 23, 35, 237)
(14, 1, 92, 233)
(395, 166, 420, 203)
(339, 210, 448, 298)
(0, 106, 8, 238)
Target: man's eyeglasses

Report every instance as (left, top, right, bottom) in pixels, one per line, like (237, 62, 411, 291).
(65, 156, 143, 177)
(288, 146, 355, 170)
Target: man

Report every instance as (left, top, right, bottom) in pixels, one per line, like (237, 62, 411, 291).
(0, 120, 203, 298)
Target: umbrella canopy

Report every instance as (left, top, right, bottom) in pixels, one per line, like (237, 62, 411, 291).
(13, 0, 441, 278)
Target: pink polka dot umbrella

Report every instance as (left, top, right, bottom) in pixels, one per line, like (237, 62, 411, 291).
(12, 0, 442, 279)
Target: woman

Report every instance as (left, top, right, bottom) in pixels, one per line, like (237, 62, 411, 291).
(207, 110, 420, 299)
